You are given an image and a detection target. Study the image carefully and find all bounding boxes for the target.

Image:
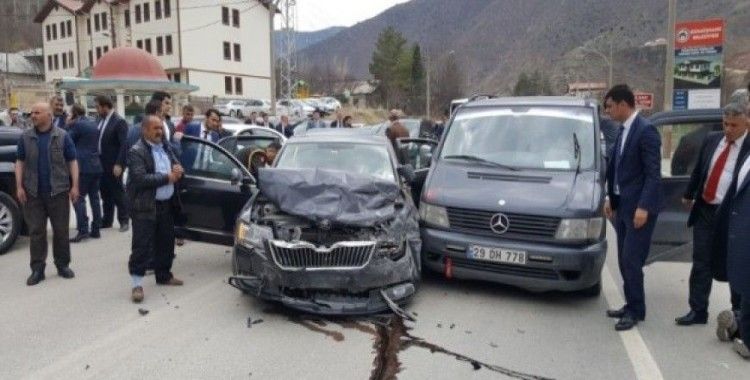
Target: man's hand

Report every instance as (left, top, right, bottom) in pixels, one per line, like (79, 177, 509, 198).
(172, 164, 184, 180)
(603, 199, 614, 219)
(69, 186, 79, 203)
(167, 171, 180, 184)
(113, 165, 123, 178)
(16, 187, 27, 205)
(634, 208, 649, 229)
(681, 197, 695, 211)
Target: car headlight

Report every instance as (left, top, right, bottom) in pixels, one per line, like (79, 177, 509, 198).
(377, 240, 405, 260)
(555, 218, 604, 241)
(236, 222, 274, 249)
(420, 203, 450, 228)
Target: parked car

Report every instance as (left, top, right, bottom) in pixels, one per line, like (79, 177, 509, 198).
(276, 99, 301, 117)
(214, 99, 248, 118)
(232, 125, 287, 141)
(319, 97, 342, 112)
(174, 131, 421, 315)
(241, 99, 272, 118)
(0, 127, 24, 254)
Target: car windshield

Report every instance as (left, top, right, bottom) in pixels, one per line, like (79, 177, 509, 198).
(276, 142, 396, 182)
(441, 106, 596, 171)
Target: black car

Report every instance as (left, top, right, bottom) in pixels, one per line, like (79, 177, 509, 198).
(0, 127, 23, 254)
(175, 131, 421, 315)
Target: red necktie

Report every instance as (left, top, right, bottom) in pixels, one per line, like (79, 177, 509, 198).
(703, 141, 734, 203)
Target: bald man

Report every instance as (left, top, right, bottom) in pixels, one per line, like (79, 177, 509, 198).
(16, 102, 79, 286)
(126, 115, 184, 303)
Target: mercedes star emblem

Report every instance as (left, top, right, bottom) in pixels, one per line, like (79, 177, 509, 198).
(490, 213, 510, 234)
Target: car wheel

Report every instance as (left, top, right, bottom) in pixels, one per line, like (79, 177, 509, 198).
(237, 110, 243, 119)
(0, 192, 21, 255)
(579, 281, 601, 297)
(230, 110, 237, 118)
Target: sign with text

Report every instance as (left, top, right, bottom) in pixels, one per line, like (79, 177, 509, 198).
(673, 19, 724, 110)
(634, 92, 654, 110)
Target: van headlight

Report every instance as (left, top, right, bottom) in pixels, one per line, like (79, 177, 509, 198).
(555, 218, 604, 241)
(236, 222, 274, 249)
(420, 203, 450, 228)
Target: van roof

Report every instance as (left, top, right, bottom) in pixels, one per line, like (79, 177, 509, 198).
(463, 96, 597, 109)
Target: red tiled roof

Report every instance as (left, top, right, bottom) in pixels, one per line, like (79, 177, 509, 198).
(92, 47, 168, 82)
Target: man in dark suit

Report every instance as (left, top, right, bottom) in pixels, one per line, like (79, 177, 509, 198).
(275, 115, 294, 138)
(95, 95, 130, 232)
(676, 103, 749, 326)
(67, 104, 104, 243)
(603, 85, 663, 331)
(184, 108, 223, 142)
(50, 95, 68, 130)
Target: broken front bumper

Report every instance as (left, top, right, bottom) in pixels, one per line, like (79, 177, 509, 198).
(229, 242, 417, 315)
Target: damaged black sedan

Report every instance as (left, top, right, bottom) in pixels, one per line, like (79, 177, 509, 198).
(175, 132, 421, 315)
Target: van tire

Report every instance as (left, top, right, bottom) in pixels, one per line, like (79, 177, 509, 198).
(579, 281, 601, 297)
(0, 192, 21, 255)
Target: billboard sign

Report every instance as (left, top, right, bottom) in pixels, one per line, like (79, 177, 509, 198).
(635, 92, 654, 110)
(673, 19, 724, 110)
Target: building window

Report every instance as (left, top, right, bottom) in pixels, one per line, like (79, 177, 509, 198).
(165, 35, 173, 55)
(173, 72, 181, 82)
(53, 54, 59, 70)
(62, 53, 68, 69)
(232, 9, 240, 27)
(68, 52, 74, 68)
(223, 42, 231, 60)
(164, 0, 171, 18)
(135, 4, 142, 23)
(52, 24, 57, 39)
(47, 55, 53, 71)
(145, 39, 152, 53)
(94, 13, 100, 31)
(96, 47, 102, 59)
(88, 50, 93, 66)
(66, 20, 72, 37)
(234, 77, 243, 95)
(60, 22, 66, 38)
(222, 7, 229, 25)
(103, 46, 109, 54)
(102, 12, 108, 30)
(233, 43, 241, 62)
(46, 25, 51, 41)
(156, 36, 164, 56)
(136, 39, 143, 49)
(124, 9, 130, 27)
(143, 3, 150, 22)
(155, 0, 162, 19)
(224, 76, 233, 94)
(87, 18, 91, 34)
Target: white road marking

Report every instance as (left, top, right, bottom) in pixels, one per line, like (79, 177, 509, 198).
(602, 267, 665, 380)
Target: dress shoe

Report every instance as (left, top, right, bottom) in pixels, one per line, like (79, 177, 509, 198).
(57, 267, 75, 279)
(26, 271, 45, 286)
(132, 286, 144, 303)
(675, 310, 708, 326)
(734, 339, 750, 359)
(119, 224, 130, 233)
(157, 277, 184, 286)
(615, 315, 639, 331)
(90, 230, 101, 239)
(607, 307, 627, 319)
(717, 310, 738, 342)
(175, 238, 185, 246)
(70, 232, 89, 243)
(101, 223, 113, 229)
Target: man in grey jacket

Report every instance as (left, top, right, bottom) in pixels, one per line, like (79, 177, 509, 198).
(15, 102, 79, 286)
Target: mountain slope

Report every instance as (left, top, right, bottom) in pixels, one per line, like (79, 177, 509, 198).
(274, 26, 346, 57)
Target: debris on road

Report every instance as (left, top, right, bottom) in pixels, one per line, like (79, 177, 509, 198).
(138, 308, 149, 316)
(246, 317, 265, 328)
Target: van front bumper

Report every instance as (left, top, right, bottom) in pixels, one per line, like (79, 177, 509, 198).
(421, 227, 606, 292)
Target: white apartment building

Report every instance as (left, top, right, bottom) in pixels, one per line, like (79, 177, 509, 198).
(35, 0, 272, 99)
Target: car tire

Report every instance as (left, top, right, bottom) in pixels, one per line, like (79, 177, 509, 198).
(0, 192, 21, 255)
(237, 110, 243, 119)
(579, 281, 601, 297)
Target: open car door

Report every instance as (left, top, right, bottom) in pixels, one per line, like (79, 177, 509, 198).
(176, 136, 255, 246)
(217, 135, 282, 169)
(397, 138, 438, 206)
(646, 110, 723, 264)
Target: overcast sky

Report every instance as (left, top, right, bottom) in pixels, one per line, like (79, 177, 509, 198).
(291, 0, 410, 31)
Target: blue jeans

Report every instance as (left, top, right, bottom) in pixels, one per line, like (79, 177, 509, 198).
(73, 173, 102, 234)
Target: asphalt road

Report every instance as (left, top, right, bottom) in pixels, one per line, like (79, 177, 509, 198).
(0, 223, 747, 380)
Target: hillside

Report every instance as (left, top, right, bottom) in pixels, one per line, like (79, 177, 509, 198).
(273, 26, 345, 57)
(0, 0, 44, 52)
(297, 0, 750, 100)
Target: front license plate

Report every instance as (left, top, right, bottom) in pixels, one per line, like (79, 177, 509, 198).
(468, 245, 527, 265)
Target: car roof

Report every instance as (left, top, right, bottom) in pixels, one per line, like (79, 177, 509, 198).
(462, 96, 596, 108)
(649, 108, 723, 125)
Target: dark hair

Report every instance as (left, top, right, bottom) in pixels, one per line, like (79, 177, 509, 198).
(343, 115, 353, 123)
(604, 84, 636, 108)
(94, 95, 114, 109)
(182, 104, 194, 112)
(267, 141, 282, 151)
(70, 104, 87, 118)
(150, 91, 171, 102)
(205, 108, 221, 119)
(144, 99, 163, 116)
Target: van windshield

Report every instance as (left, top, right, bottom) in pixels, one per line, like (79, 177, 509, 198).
(441, 106, 596, 171)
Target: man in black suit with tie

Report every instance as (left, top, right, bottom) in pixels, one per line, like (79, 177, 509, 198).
(603, 85, 663, 331)
(275, 115, 294, 138)
(95, 95, 130, 232)
(676, 102, 749, 326)
(68, 104, 104, 243)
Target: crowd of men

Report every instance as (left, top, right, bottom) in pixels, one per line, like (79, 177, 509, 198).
(8, 82, 750, 361)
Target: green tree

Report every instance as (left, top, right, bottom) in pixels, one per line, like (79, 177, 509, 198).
(513, 72, 532, 96)
(408, 44, 426, 114)
(513, 70, 554, 96)
(369, 27, 409, 108)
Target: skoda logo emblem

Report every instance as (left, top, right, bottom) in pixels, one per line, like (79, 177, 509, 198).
(490, 213, 510, 234)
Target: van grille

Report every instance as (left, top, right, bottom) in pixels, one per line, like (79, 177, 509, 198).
(447, 207, 560, 239)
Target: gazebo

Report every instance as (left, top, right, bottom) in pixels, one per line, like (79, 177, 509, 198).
(57, 47, 198, 116)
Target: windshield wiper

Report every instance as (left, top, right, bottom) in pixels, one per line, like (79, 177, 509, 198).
(573, 132, 581, 174)
(443, 155, 519, 171)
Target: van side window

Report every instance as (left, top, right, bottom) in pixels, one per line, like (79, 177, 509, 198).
(659, 122, 723, 177)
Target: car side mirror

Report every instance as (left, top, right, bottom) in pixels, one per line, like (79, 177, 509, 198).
(398, 164, 415, 184)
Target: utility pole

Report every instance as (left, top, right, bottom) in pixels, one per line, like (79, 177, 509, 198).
(268, 0, 282, 116)
(279, 0, 297, 101)
(425, 53, 431, 118)
(664, 0, 677, 111)
(608, 38, 614, 88)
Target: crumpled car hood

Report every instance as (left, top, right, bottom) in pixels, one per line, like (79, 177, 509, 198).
(258, 167, 401, 227)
